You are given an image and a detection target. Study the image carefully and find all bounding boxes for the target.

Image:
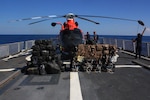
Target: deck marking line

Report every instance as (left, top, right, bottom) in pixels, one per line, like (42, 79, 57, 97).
(116, 65, 142, 68)
(70, 72, 83, 100)
(0, 70, 20, 87)
(0, 68, 16, 72)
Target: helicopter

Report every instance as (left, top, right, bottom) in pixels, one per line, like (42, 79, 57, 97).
(11, 13, 145, 60)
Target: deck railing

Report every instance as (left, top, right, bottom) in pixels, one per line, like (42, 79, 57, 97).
(100, 37, 150, 57)
(0, 40, 35, 58)
(0, 38, 149, 58)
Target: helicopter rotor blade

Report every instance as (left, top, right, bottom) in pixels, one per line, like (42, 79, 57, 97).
(9, 15, 62, 22)
(77, 15, 144, 26)
(9, 13, 145, 26)
(28, 19, 51, 25)
(28, 16, 64, 25)
(76, 16, 100, 24)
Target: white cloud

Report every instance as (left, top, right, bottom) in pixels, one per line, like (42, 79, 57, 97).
(146, 27, 150, 32)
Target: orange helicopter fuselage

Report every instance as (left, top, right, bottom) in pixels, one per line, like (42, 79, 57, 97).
(61, 19, 78, 31)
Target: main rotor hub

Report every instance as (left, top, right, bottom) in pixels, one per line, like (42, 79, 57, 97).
(66, 13, 75, 20)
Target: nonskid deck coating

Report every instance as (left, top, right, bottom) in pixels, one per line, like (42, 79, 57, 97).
(0, 51, 150, 100)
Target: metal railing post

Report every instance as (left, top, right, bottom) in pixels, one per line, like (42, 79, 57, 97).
(18, 42, 20, 52)
(32, 40, 35, 46)
(103, 38, 105, 44)
(122, 40, 125, 50)
(133, 42, 136, 53)
(147, 43, 150, 57)
(115, 39, 117, 47)
(25, 41, 28, 50)
(8, 44, 10, 56)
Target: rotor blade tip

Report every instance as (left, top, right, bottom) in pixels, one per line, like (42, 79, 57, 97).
(138, 20, 144, 26)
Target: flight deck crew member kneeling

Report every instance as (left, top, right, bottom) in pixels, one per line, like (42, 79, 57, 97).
(133, 27, 146, 59)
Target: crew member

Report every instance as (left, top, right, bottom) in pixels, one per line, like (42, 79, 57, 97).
(93, 31, 98, 44)
(133, 27, 146, 59)
(86, 32, 90, 41)
(85, 32, 92, 44)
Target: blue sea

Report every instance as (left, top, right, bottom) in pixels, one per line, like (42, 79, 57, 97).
(0, 35, 57, 44)
(0, 34, 150, 44)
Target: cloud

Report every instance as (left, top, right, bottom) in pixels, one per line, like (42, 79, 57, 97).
(146, 27, 150, 32)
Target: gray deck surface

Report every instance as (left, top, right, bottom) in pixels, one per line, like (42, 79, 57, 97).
(0, 51, 150, 100)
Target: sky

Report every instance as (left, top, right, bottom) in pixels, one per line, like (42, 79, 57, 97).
(0, 0, 150, 36)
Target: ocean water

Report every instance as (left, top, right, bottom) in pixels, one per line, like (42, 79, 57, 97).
(0, 34, 149, 44)
(0, 35, 58, 44)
